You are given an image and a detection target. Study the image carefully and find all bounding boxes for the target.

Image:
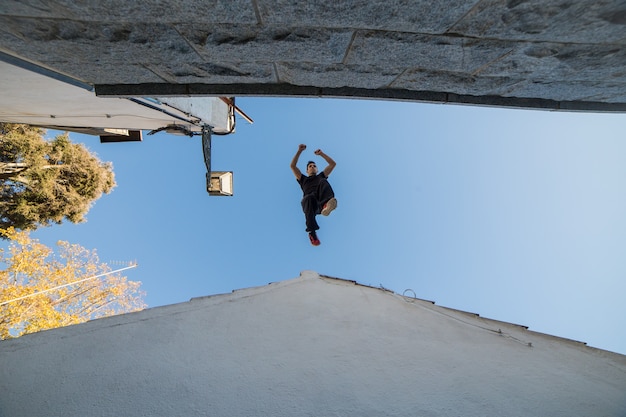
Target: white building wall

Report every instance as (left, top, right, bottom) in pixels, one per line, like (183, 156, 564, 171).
(0, 60, 234, 134)
(1, 271, 625, 417)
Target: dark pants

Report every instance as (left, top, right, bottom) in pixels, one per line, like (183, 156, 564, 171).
(301, 180, 335, 232)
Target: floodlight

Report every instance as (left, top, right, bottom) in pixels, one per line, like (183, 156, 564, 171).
(207, 171, 233, 196)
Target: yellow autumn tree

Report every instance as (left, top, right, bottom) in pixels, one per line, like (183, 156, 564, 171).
(0, 228, 146, 339)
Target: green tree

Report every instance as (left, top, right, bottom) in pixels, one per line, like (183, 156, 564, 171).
(0, 228, 146, 339)
(0, 123, 116, 233)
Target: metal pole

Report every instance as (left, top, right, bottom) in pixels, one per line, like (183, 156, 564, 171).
(202, 125, 211, 174)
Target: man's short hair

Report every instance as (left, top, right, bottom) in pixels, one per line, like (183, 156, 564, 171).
(306, 161, 316, 167)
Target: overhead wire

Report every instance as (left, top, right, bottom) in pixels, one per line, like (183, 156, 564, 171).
(0, 264, 137, 307)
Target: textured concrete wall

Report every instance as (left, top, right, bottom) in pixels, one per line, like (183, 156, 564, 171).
(0, 1, 625, 111)
(1, 272, 625, 417)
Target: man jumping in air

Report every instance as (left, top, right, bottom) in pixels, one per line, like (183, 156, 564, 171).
(290, 144, 338, 246)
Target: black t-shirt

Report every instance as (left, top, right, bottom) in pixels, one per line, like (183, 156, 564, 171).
(298, 172, 327, 196)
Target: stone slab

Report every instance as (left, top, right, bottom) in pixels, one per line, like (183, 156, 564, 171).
(346, 30, 515, 73)
(450, 0, 626, 44)
(0, 17, 198, 65)
(256, 0, 480, 34)
(503, 79, 626, 102)
(480, 43, 626, 83)
(146, 61, 276, 85)
(0, 0, 257, 24)
(276, 62, 399, 89)
(391, 68, 520, 97)
(175, 24, 354, 65)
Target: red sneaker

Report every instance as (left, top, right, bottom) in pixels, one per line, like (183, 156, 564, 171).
(308, 231, 321, 246)
(321, 198, 337, 216)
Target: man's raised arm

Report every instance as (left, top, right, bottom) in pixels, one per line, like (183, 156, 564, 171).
(315, 149, 336, 177)
(290, 144, 306, 179)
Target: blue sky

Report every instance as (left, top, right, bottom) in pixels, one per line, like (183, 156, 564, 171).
(17, 97, 626, 355)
